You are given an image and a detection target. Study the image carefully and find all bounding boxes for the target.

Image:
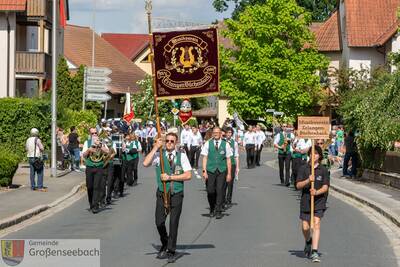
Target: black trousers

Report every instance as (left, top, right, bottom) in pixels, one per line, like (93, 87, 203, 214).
(85, 166, 104, 209)
(123, 158, 139, 186)
(115, 164, 125, 195)
(246, 144, 256, 168)
(255, 145, 263, 166)
(207, 170, 226, 213)
(183, 144, 189, 155)
(291, 157, 305, 184)
(106, 163, 120, 201)
(189, 146, 201, 169)
(99, 163, 112, 203)
(139, 138, 147, 154)
(155, 190, 183, 253)
(278, 153, 291, 184)
(147, 138, 154, 155)
(224, 164, 236, 203)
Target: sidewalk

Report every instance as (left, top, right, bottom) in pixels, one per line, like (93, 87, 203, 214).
(266, 158, 400, 227)
(330, 169, 400, 227)
(0, 165, 85, 230)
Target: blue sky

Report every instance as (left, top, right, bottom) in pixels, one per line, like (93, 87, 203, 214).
(69, 0, 233, 34)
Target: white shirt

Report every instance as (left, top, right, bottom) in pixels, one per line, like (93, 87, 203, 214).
(26, 137, 44, 158)
(134, 129, 141, 138)
(146, 127, 157, 138)
(123, 140, 142, 152)
(188, 132, 203, 148)
(274, 132, 295, 152)
(180, 129, 192, 145)
(201, 139, 233, 158)
(243, 132, 256, 146)
(152, 150, 192, 172)
(226, 138, 239, 158)
(293, 138, 312, 152)
(255, 130, 266, 147)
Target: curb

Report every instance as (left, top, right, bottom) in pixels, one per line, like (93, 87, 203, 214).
(329, 171, 400, 229)
(265, 159, 400, 228)
(0, 182, 86, 231)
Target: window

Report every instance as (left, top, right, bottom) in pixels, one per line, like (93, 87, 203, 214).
(16, 79, 39, 98)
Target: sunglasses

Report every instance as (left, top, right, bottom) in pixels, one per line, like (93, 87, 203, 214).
(317, 142, 324, 145)
(166, 139, 175, 144)
(91, 133, 98, 135)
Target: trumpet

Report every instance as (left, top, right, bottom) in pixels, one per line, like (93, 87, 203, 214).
(89, 134, 108, 163)
(282, 132, 289, 151)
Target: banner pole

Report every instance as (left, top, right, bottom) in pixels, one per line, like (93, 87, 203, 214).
(310, 139, 315, 233)
(146, 0, 169, 213)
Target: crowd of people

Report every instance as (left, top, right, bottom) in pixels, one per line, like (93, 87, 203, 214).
(25, 117, 358, 264)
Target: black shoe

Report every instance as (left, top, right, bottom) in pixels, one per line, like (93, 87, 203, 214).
(156, 246, 168, 259)
(92, 207, 99, 214)
(133, 181, 138, 186)
(256, 163, 261, 166)
(285, 183, 290, 187)
(216, 212, 223, 219)
(119, 193, 124, 198)
(209, 209, 216, 218)
(167, 251, 176, 263)
(106, 199, 112, 205)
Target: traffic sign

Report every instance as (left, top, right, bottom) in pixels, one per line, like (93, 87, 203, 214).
(87, 67, 112, 77)
(86, 76, 112, 85)
(86, 84, 110, 93)
(171, 108, 179, 115)
(86, 93, 112, 102)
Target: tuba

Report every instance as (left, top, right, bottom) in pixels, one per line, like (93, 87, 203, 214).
(89, 131, 107, 163)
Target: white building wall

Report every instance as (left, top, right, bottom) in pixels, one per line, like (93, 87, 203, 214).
(0, 13, 16, 98)
(324, 52, 341, 90)
(134, 48, 152, 75)
(348, 48, 385, 71)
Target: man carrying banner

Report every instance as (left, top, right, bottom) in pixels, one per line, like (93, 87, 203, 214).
(201, 127, 232, 219)
(143, 133, 192, 263)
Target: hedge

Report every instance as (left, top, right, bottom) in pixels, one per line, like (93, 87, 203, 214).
(0, 98, 51, 160)
(0, 146, 20, 187)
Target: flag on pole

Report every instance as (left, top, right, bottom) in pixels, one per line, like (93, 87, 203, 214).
(123, 93, 135, 123)
(152, 27, 220, 99)
(59, 0, 67, 28)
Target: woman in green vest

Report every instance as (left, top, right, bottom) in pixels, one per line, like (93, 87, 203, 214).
(143, 133, 192, 263)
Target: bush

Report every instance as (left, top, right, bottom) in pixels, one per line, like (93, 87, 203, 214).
(58, 109, 98, 142)
(0, 98, 51, 159)
(0, 146, 20, 187)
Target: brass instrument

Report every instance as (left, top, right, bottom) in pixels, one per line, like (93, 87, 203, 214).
(89, 131, 108, 163)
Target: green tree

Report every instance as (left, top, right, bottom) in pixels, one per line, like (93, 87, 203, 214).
(220, 0, 328, 119)
(213, 0, 337, 21)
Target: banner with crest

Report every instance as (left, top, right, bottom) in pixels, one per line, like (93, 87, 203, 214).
(152, 28, 220, 99)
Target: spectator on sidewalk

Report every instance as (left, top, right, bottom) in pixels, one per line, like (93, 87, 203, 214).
(343, 130, 358, 178)
(26, 128, 46, 192)
(68, 126, 81, 171)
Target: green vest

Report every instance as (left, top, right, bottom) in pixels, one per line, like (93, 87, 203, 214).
(206, 139, 228, 173)
(123, 141, 140, 161)
(278, 132, 291, 155)
(155, 151, 184, 193)
(85, 139, 104, 168)
(292, 139, 309, 160)
(228, 138, 236, 166)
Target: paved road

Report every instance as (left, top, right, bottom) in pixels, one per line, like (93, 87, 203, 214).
(6, 152, 397, 267)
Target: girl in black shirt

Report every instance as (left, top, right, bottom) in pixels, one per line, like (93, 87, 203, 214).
(296, 145, 330, 263)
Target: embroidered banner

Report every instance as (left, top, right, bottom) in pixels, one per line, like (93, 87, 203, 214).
(152, 28, 220, 99)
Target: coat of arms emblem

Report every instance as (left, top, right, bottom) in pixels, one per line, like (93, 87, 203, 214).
(1, 240, 24, 266)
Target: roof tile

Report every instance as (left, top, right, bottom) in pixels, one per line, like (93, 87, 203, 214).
(311, 11, 341, 52)
(0, 0, 26, 11)
(101, 33, 150, 61)
(64, 25, 147, 94)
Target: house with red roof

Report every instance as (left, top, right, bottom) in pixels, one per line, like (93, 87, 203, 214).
(64, 25, 147, 118)
(0, 0, 69, 98)
(102, 33, 152, 75)
(313, 0, 400, 80)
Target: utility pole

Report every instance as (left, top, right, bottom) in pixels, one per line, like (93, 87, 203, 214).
(51, 0, 57, 177)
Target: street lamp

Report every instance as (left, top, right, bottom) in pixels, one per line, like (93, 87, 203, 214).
(145, 0, 152, 33)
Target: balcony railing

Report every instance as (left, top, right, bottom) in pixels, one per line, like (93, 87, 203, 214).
(18, 0, 53, 22)
(15, 51, 51, 76)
